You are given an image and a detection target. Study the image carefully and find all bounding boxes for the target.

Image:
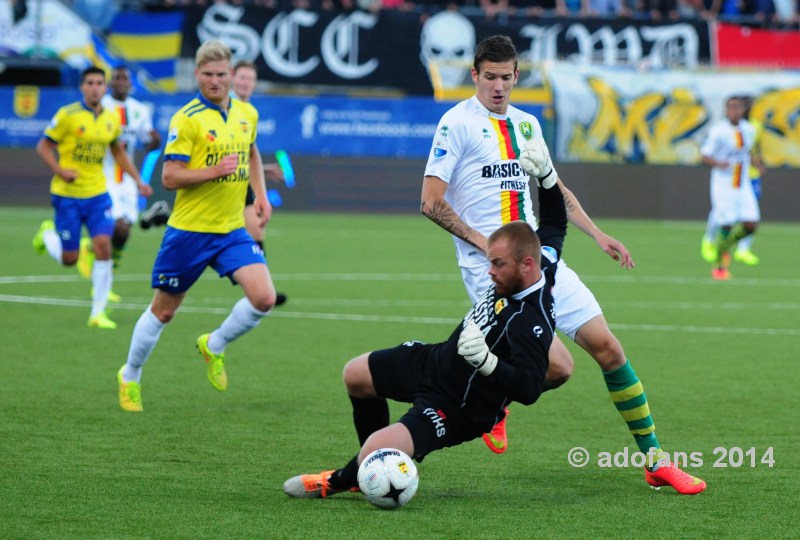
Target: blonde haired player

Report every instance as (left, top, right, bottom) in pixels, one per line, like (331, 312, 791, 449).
(117, 40, 277, 411)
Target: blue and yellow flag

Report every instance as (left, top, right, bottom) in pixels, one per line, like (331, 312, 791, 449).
(107, 12, 184, 92)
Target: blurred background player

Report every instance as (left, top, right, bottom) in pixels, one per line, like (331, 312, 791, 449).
(733, 95, 766, 265)
(77, 65, 162, 301)
(700, 96, 759, 280)
(33, 66, 152, 329)
(117, 41, 277, 412)
(231, 60, 288, 306)
(701, 95, 765, 267)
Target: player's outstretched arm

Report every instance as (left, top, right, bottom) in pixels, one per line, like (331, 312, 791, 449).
(557, 178, 635, 269)
(421, 175, 488, 255)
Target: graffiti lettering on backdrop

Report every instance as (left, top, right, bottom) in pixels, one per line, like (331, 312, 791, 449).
(567, 78, 708, 164)
(185, 5, 433, 94)
(460, 17, 712, 75)
(548, 62, 800, 166)
(413, 14, 710, 90)
(752, 88, 800, 167)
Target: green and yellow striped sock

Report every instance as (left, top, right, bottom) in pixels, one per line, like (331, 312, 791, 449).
(112, 247, 124, 270)
(603, 360, 660, 460)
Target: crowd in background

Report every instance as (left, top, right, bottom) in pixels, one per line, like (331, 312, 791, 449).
(61, 0, 799, 29)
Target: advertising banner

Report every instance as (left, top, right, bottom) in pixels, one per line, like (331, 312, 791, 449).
(181, 5, 712, 95)
(0, 87, 547, 159)
(548, 62, 800, 167)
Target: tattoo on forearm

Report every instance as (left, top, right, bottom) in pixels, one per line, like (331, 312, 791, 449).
(563, 192, 577, 216)
(421, 199, 475, 245)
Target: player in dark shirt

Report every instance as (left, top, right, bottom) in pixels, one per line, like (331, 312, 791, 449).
(283, 179, 566, 499)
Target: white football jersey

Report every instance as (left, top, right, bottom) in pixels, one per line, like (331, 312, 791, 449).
(424, 96, 543, 268)
(700, 118, 755, 189)
(101, 94, 154, 186)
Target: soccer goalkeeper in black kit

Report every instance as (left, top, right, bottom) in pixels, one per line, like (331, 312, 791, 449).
(283, 175, 567, 500)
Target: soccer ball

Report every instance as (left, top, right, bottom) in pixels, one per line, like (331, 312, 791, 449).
(357, 448, 419, 510)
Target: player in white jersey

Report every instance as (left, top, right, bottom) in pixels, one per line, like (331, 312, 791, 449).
(420, 35, 705, 494)
(77, 66, 162, 289)
(102, 66, 161, 261)
(700, 96, 759, 281)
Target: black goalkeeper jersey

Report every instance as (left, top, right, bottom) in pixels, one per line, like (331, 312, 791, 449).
(414, 185, 566, 431)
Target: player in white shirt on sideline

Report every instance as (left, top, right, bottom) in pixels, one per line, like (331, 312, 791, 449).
(700, 96, 758, 281)
(77, 65, 162, 299)
(418, 35, 705, 494)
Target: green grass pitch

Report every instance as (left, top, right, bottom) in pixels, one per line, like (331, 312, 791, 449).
(1, 206, 798, 538)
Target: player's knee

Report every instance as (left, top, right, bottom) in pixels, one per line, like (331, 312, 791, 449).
(343, 353, 375, 397)
(589, 335, 626, 371)
(152, 306, 177, 324)
(546, 350, 574, 389)
(62, 253, 79, 266)
(250, 291, 275, 313)
(743, 222, 758, 235)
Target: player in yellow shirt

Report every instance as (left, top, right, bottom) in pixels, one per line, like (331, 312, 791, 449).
(32, 66, 151, 329)
(116, 41, 279, 412)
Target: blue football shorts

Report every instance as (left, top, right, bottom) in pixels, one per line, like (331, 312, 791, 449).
(51, 193, 113, 251)
(151, 226, 266, 293)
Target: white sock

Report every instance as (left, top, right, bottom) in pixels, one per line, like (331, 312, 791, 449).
(704, 212, 718, 241)
(207, 297, 269, 353)
(124, 307, 165, 383)
(737, 235, 754, 252)
(90, 260, 113, 317)
(43, 229, 63, 263)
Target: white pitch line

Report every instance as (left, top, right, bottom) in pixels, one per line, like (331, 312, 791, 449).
(3, 272, 800, 287)
(1, 293, 799, 336)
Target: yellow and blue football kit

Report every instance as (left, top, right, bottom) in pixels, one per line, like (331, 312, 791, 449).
(42, 100, 121, 249)
(154, 94, 265, 293)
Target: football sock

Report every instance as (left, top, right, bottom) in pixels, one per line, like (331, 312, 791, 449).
(603, 360, 660, 461)
(90, 260, 113, 317)
(350, 396, 390, 445)
(328, 457, 359, 491)
(112, 247, 124, 269)
(704, 212, 718, 242)
(43, 229, 63, 263)
(737, 234, 754, 252)
(111, 234, 126, 269)
(124, 307, 165, 383)
(715, 223, 749, 261)
(207, 297, 269, 353)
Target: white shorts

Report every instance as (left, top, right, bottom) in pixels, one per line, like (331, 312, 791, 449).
(107, 178, 139, 223)
(710, 176, 760, 225)
(459, 258, 602, 340)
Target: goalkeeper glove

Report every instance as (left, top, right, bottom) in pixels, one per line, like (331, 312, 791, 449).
(519, 137, 558, 189)
(457, 321, 498, 376)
